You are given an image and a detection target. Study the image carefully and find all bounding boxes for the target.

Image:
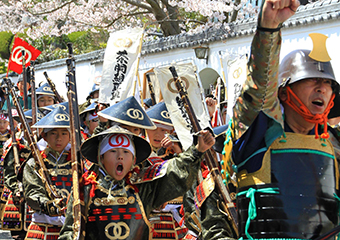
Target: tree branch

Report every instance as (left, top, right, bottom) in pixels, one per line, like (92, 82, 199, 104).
(74, 10, 151, 28)
(26, 0, 77, 16)
(122, 0, 153, 12)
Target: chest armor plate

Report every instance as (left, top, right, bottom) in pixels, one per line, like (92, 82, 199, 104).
(86, 185, 149, 240)
(44, 157, 73, 200)
(237, 132, 340, 239)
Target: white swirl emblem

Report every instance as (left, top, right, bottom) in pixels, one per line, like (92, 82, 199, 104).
(104, 222, 130, 239)
(11, 109, 18, 116)
(11, 46, 32, 65)
(160, 110, 170, 119)
(52, 105, 66, 111)
(54, 114, 69, 122)
(127, 108, 144, 120)
(43, 86, 52, 92)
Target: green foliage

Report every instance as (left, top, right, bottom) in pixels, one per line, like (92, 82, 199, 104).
(0, 31, 14, 59)
(67, 29, 109, 53)
(0, 28, 108, 73)
(29, 29, 109, 63)
(0, 60, 7, 74)
(68, 31, 87, 42)
(177, 8, 208, 31)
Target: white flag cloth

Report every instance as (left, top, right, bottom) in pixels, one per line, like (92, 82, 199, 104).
(226, 55, 247, 119)
(154, 63, 211, 150)
(143, 71, 162, 104)
(99, 28, 143, 104)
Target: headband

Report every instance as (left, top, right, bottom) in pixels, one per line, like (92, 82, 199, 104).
(154, 122, 173, 131)
(86, 112, 98, 121)
(0, 114, 9, 122)
(100, 133, 135, 156)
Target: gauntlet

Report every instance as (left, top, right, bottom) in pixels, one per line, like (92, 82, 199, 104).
(43, 198, 65, 217)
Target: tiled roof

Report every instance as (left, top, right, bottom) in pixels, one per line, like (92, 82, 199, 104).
(31, 0, 340, 70)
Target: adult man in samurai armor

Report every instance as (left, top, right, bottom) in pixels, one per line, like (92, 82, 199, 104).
(214, 0, 340, 238)
(196, 0, 340, 239)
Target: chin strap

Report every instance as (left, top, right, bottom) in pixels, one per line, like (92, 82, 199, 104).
(282, 86, 335, 139)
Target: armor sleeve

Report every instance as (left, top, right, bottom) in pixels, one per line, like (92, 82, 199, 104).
(3, 146, 19, 194)
(232, 30, 282, 141)
(22, 158, 51, 211)
(200, 189, 236, 240)
(138, 145, 205, 216)
(57, 192, 75, 240)
(2, 95, 32, 110)
(4, 141, 30, 195)
(183, 183, 201, 236)
(58, 165, 95, 240)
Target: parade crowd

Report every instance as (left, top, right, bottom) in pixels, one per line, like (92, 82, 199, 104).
(1, 0, 340, 239)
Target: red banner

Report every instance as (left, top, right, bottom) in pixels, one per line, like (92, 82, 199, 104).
(8, 37, 41, 74)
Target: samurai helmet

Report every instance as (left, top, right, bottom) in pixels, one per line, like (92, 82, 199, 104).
(146, 102, 173, 127)
(278, 33, 340, 118)
(89, 83, 100, 96)
(32, 105, 70, 129)
(81, 125, 151, 164)
(98, 96, 156, 130)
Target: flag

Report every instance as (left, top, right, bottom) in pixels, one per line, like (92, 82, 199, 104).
(226, 55, 247, 120)
(99, 28, 143, 104)
(154, 63, 211, 150)
(8, 37, 41, 74)
(211, 79, 222, 127)
(143, 69, 162, 104)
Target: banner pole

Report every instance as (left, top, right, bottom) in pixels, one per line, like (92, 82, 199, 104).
(132, 24, 146, 103)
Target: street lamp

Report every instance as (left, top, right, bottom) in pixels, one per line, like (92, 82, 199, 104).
(193, 46, 209, 64)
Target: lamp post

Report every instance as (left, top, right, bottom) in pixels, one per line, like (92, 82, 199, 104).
(193, 46, 209, 64)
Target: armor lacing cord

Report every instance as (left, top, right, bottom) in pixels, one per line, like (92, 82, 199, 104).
(82, 171, 98, 198)
(106, 177, 126, 200)
(333, 193, 340, 215)
(125, 166, 140, 193)
(282, 86, 335, 139)
(236, 187, 280, 240)
(222, 118, 234, 156)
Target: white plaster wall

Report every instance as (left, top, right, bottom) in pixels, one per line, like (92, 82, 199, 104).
(34, 18, 340, 103)
(34, 61, 102, 104)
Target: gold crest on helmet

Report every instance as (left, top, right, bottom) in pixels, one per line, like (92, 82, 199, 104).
(308, 33, 331, 62)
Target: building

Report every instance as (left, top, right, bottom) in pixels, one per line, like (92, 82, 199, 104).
(7, 0, 340, 104)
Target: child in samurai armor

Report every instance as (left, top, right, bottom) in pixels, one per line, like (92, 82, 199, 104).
(182, 124, 236, 240)
(1, 109, 45, 240)
(79, 82, 100, 113)
(0, 111, 10, 154)
(34, 82, 57, 107)
(80, 101, 99, 140)
(22, 106, 72, 240)
(99, 99, 184, 239)
(58, 124, 215, 240)
(146, 102, 182, 159)
(2, 77, 31, 111)
(144, 101, 189, 239)
(2, 131, 30, 239)
(0, 111, 11, 221)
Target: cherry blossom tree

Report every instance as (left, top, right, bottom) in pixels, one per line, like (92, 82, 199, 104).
(0, 0, 259, 39)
